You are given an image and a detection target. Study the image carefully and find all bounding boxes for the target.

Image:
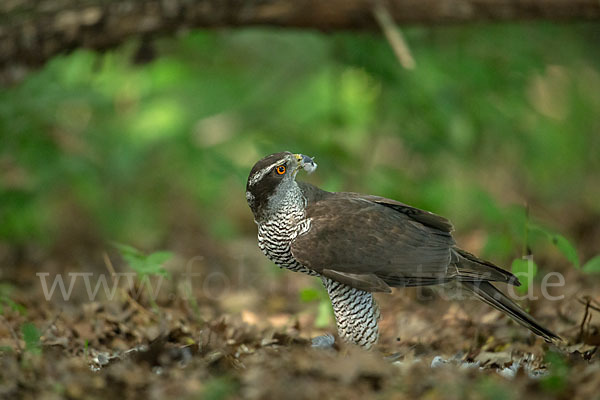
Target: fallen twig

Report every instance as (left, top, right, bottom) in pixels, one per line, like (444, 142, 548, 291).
(578, 297, 600, 313)
(577, 297, 592, 343)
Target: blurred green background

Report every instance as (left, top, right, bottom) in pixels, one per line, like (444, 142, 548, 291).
(1, 23, 599, 271)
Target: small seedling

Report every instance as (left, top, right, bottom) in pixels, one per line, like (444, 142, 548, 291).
(114, 243, 173, 310)
(21, 322, 42, 355)
(113, 243, 173, 278)
(582, 255, 600, 274)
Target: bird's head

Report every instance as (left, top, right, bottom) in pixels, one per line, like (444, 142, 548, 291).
(246, 152, 317, 221)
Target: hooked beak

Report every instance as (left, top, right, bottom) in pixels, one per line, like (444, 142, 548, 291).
(294, 153, 317, 174)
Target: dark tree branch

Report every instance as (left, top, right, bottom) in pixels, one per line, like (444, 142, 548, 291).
(1, 0, 599, 68)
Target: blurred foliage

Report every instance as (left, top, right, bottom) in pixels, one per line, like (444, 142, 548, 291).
(201, 376, 239, 400)
(115, 243, 172, 278)
(0, 283, 26, 315)
(300, 287, 335, 328)
(21, 322, 42, 355)
(473, 376, 513, 400)
(528, 225, 580, 268)
(510, 222, 581, 292)
(582, 255, 600, 273)
(541, 351, 569, 394)
(511, 258, 538, 294)
(1, 23, 599, 272)
(115, 243, 173, 310)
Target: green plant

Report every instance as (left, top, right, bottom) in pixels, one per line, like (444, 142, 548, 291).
(114, 243, 173, 278)
(582, 255, 600, 274)
(509, 207, 580, 293)
(21, 322, 42, 355)
(114, 243, 173, 310)
(201, 376, 239, 400)
(299, 286, 334, 328)
(540, 350, 569, 394)
(83, 339, 89, 359)
(528, 224, 580, 269)
(510, 258, 538, 294)
(0, 283, 26, 315)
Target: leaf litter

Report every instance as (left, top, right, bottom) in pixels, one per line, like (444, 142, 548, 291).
(1, 247, 599, 400)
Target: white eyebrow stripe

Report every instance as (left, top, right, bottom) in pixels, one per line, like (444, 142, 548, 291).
(248, 161, 283, 186)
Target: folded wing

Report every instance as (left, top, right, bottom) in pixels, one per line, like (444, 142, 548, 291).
(291, 194, 517, 292)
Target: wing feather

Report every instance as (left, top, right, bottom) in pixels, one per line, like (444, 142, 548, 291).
(342, 192, 454, 232)
(291, 196, 455, 291)
(292, 184, 517, 292)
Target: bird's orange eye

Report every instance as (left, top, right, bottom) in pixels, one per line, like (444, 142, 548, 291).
(276, 165, 286, 175)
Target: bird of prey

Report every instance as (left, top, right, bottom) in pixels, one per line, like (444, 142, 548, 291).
(246, 152, 559, 349)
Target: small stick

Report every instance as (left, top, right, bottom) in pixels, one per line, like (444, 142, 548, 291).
(103, 252, 117, 277)
(578, 297, 600, 313)
(373, 1, 415, 70)
(578, 297, 592, 343)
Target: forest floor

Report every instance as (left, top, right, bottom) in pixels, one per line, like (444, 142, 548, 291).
(1, 234, 599, 400)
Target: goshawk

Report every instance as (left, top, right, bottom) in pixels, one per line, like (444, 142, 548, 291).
(246, 152, 559, 348)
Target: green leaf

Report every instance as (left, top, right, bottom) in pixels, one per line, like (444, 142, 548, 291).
(551, 234, 580, 269)
(315, 300, 333, 328)
(146, 251, 174, 266)
(528, 225, 580, 269)
(541, 351, 569, 394)
(299, 288, 320, 302)
(527, 224, 550, 237)
(112, 242, 144, 258)
(0, 346, 13, 354)
(511, 258, 538, 294)
(138, 251, 173, 278)
(21, 322, 42, 354)
(115, 243, 172, 278)
(0, 297, 27, 315)
(126, 258, 146, 273)
(582, 255, 600, 274)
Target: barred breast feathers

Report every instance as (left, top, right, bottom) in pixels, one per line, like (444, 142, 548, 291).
(257, 193, 317, 276)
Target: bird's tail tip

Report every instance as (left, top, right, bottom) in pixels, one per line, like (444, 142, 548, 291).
(461, 280, 561, 343)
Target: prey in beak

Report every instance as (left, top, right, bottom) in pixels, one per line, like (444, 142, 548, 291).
(294, 153, 318, 174)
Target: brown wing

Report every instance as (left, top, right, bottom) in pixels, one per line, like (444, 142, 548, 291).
(342, 192, 454, 232)
(290, 196, 456, 292)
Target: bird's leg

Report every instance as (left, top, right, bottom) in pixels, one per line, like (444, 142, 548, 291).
(321, 277, 380, 349)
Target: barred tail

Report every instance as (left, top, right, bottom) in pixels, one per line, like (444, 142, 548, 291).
(461, 281, 560, 343)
